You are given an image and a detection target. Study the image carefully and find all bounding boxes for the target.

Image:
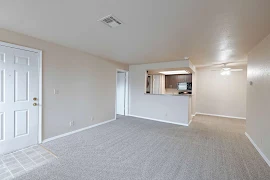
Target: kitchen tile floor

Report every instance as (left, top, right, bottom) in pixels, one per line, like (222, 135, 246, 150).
(0, 145, 57, 180)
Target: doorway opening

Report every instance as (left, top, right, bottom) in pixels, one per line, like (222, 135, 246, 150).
(116, 69, 128, 119)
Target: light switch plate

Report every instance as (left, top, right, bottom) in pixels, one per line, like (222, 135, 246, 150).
(69, 121, 74, 127)
(54, 89, 59, 95)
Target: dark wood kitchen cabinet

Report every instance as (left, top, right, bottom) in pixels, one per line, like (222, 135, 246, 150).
(165, 75, 178, 88)
(165, 76, 170, 88)
(178, 74, 192, 83)
(177, 75, 186, 83)
(165, 74, 192, 88)
(185, 74, 192, 83)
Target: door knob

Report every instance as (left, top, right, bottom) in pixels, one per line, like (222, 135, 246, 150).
(33, 103, 38, 106)
(33, 97, 37, 101)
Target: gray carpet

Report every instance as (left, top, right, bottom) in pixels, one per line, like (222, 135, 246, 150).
(15, 115, 270, 180)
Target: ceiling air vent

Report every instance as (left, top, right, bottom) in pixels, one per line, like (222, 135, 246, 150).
(98, 15, 123, 28)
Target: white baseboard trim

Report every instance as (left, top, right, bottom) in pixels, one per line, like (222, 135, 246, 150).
(42, 118, 116, 143)
(245, 132, 270, 167)
(195, 112, 246, 120)
(189, 119, 193, 126)
(128, 114, 189, 127)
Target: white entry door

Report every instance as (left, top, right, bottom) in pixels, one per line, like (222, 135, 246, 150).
(117, 72, 125, 115)
(0, 45, 40, 155)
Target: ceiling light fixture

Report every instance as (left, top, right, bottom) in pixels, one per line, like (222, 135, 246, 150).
(220, 70, 231, 76)
(159, 70, 190, 75)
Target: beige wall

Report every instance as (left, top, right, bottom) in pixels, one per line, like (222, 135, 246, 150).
(191, 72, 196, 115)
(164, 73, 196, 115)
(0, 29, 128, 140)
(246, 34, 270, 163)
(196, 66, 247, 118)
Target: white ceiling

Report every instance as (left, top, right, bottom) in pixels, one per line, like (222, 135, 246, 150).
(1, 0, 270, 66)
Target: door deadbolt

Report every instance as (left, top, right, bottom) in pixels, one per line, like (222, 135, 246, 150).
(33, 97, 38, 101)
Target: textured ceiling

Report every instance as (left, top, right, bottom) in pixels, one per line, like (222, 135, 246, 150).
(1, 0, 270, 66)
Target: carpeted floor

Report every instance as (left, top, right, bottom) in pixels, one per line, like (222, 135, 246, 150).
(15, 115, 270, 180)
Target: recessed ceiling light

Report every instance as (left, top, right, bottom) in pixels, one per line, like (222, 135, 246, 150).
(159, 70, 190, 75)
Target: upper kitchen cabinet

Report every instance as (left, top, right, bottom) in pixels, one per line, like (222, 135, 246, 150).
(165, 75, 170, 88)
(165, 74, 192, 88)
(165, 75, 178, 88)
(177, 75, 186, 83)
(185, 74, 192, 83)
(178, 74, 192, 83)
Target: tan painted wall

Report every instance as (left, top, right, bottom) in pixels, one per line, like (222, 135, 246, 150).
(0, 29, 128, 140)
(196, 66, 247, 118)
(191, 72, 196, 115)
(246, 34, 270, 162)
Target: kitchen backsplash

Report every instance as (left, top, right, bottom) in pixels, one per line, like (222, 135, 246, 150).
(165, 88, 179, 95)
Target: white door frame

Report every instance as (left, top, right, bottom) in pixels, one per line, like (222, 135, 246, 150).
(115, 69, 129, 119)
(0, 41, 43, 144)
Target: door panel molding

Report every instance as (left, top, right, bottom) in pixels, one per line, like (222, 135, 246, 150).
(0, 53, 5, 63)
(14, 110, 29, 137)
(14, 56, 30, 66)
(14, 71, 29, 102)
(0, 112, 4, 141)
(0, 70, 4, 103)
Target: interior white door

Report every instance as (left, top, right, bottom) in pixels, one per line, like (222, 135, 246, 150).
(117, 72, 125, 115)
(0, 45, 39, 155)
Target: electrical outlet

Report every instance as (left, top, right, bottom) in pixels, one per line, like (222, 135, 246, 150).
(69, 121, 74, 127)
(88, 116, 94, 121)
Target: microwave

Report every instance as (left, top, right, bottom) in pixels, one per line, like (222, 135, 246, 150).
(177, 82, 192, 91)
